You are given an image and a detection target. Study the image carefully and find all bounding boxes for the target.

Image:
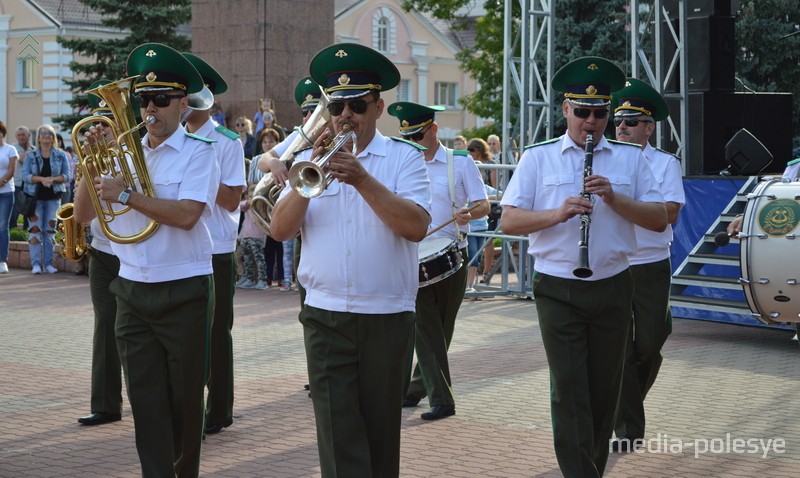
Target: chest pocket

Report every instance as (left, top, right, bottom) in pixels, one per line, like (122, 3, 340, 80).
(153, 170, 183, 200)
(543, 174, 576, 193)
(607, 175, 633, 196)
(432, 176, 453, 203)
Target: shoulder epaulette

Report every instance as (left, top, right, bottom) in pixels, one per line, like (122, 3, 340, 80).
(655, 147, 682, 161)
(523, 137, 560, 150)
(787, 157, 800, 166)
(185, 132, 216, 143)
(452, 149, 468, 156)
(215, 125, 239, 140)
(390, 136, 427, 150)
(608, 139, 641, 148)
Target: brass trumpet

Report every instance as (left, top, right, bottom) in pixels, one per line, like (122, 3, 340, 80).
(55, 203, 90, 262)
(71, 75, 159, 244)
(288, 124, 357, 199)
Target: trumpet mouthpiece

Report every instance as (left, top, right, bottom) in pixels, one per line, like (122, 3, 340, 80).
(145, 115, 156, 124)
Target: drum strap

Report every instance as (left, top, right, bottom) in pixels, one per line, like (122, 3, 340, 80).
(446, 147, 465, 242)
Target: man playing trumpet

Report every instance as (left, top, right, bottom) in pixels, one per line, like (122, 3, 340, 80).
(270, 43, 431, 478)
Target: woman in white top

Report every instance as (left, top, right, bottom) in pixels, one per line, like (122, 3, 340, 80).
(0, 120, 20, 273)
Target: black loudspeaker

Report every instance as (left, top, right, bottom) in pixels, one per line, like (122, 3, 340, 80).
(726, 128, 773, 175)
(663, 0, 738, 18)
(663, 92, 794, 175)
(687, 16, 736, 91)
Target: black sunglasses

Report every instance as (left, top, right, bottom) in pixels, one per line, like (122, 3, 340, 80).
(134, 93, 184, 108)
(301, 107, 315, 116)
(327, 98, 377, 116)
(403, 125, 431, 142)
(571, 107, 609, 120)
(613, 117, 654, 127)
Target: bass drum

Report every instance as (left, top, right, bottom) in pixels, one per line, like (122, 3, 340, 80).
(418, 237, 463, 288)
(740, 178, 800, 324)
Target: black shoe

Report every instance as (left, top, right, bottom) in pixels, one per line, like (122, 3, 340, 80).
(611, 437, 642, 453)
(204, 418, 233, 435)
(77, 412, 121, 426)
(421, 405, 455, 420)
(402, 394, 421, 408)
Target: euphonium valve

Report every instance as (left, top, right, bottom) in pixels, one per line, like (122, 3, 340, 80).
(288, 124, 357, 199)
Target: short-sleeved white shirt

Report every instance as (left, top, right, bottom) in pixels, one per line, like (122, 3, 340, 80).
(271, 129, 300, 160)
(278, 131, 431, 313)
(194, 119, 246, 254)
(0, 143, 19, 193)
(425, 143, 488, 248)
(110, 126, 220, 283)
(630, 144, 685, 265)
(501, 134, 664, 280)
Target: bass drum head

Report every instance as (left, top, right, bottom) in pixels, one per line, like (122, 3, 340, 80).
(740, 179, 800, 324)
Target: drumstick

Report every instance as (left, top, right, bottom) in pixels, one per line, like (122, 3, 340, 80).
(425, 203, 485, 238)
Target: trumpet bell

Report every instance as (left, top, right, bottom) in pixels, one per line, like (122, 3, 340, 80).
(287, 124, 356, 199)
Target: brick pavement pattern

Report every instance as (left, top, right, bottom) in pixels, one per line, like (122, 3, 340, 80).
(1, 268, 799, 477)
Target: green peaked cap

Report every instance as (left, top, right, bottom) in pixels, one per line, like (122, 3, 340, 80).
(552, 56, 626, 106)
(612, 78, 669, 121)
(387, 102, 445, 135)
(310, 43, 399, 100)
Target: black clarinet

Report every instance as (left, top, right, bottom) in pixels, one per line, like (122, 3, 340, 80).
(573, 134, 594, 278)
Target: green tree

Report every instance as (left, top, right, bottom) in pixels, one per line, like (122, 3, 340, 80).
(402, 0, 628, 137)
(55, 0, 191, 130)
(736, 1, 800, 149)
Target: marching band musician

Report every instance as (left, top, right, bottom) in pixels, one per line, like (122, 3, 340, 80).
(76, 80, 123, 428)
(181, 52, 246, 436)
(73, 43, 220, 477)
(387, 102, 488, 420)
(499, 56, 667, 477)
(269, 43, 431, 478)
(611, 79, 686, 451)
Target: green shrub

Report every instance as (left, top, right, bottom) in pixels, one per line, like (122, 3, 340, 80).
(10, 228, 28, 242)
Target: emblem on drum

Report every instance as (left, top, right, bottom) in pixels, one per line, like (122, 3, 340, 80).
(758, 199, 800, 236)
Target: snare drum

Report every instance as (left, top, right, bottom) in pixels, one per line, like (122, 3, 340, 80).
(418, 237, 463, 288)
(740, 179, 800, 324)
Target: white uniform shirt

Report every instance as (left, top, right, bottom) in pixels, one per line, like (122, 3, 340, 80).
(110, 126, 220, 283)
(425, 143, 488, 248)
(271, 129, 300, 160)
(194, 119, 246, 254)
(629, 144, 685, 265)
(90, 219, 114, 255)
(278, 131, 432, 313)
(782, 159, 800, 181)
(0, 143, 18, 193)
(501, 134, 663, 280)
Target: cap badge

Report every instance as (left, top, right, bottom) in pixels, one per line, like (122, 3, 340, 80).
(145, 49, 157, 58)
(335, 49, 348, 58)
(401, 120, 409, 127)
(585, 85, 597, 95)
(146, 72, 157, 82)
(304, 79, 313, 85)
(587, 63, 599, 71)
(622, 101, 632, 108)
(305, 94, 313, 101)
(625, 80, 632, 87)
(99, 100, 107, 108)
(338, 74, 351, 86)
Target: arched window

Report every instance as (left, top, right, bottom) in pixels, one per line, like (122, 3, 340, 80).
(372, 8, 397, 55)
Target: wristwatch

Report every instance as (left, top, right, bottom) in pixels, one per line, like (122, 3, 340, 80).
(118, 187, 132, 205)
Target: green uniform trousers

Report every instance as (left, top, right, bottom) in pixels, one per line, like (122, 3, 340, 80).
(112, 274, 213, 478)
(533, 270, 633, 478)
(88, 249, 122, 415)
(205, 253, 235, 428)
(406, 249, 467, 406)
(300, 305, 415, 478)
(615, 258, 672, 440)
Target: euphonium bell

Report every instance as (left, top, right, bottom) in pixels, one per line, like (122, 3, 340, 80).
(55, 203, 90, 262)
(288, 124, 357, 199)
(71, 75, 159, 244)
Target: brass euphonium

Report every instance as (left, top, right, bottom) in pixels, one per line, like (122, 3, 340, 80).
(71, 75, 159, 244)
(250, 91, 331, 236)
(55, 203, 90, 261)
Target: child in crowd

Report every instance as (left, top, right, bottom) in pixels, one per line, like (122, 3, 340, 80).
(237, 185, 268, 290)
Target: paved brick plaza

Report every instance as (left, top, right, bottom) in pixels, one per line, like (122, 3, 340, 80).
(1, 268, 798, 477)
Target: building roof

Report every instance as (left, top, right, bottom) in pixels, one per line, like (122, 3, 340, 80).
(30, 0, 106, 28)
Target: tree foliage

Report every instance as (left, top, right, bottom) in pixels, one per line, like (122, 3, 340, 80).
(735, 1, 800, 149)
(55, 0, 191, 130)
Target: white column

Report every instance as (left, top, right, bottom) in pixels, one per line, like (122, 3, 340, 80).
(0, 16, 12, 122)
(409, 40, 429, 104)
